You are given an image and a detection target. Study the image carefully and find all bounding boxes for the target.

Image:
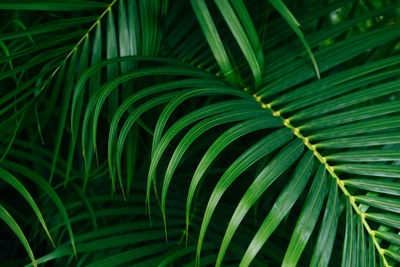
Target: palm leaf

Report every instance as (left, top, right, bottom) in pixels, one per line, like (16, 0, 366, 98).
(1, 0, 400, 266)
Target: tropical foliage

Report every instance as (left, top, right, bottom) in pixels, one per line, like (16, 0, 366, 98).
(1, 0, 400, 266)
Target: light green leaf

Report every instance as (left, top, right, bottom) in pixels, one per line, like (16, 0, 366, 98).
(282, 165, 329, 267)
(240, 151, 315, 266)
(365, 213, 400, 229)
(214, 0, 263, 87)
(374, 231, 400, 247)
(335, 164, 400, 178)
(190, 0, 238, 85)
(344, 179, 400, 196)
(195, 128, 293, 263)
(342, 199, 356, 267)
(310, 181, 340, 267)
(356, 195, 400, 213)
(327, 149, 400, 162)
(214, 139, 304, 266)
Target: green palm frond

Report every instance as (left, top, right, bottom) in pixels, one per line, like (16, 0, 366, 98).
(1, 0, 400, 266)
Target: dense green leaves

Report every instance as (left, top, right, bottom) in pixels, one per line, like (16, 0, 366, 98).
(1, 0, 400, 266)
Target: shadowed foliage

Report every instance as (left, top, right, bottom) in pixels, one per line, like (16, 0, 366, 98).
(1, 0, 400, 266)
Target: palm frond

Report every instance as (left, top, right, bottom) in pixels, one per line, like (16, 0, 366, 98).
(1, 0, 400, 266)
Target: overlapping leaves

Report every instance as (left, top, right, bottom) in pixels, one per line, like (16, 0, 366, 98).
(1, 0, 400, 266)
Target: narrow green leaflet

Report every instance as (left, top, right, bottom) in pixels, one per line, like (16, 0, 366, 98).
(369, 236, 376, 267)
(269, 55, 400, 105)
(72, 184, 97, 230)
(89, 22, 102, 96)
(151, 83, 232, 155)
(0, 17, 96, 41)
(342, 199, 356, 267)
(49, 51, 77, 184)
(214, 0, 262, 87)
(0, 46, 70, 81)
(281, 69, 400, 115)
(355, 195, 400, 213)
(300, 101, 400, 130)
(335, 164, 400, 178)
(230, 0, 264, 68)
(384, 248, 400, 263)
(71, 56, 202, 140)
(80, 21, 102, 184)
(317, 133, 400, 149)
(30, 227, 181, 266)
(127, 0, 140, 56)
(160, 109, 272, 232)
(356, 215, 368, 267)
(0, 204, 37, 267)
(0, 31, 83, 64)
(90, 67, 220, 160)
(0, 168, 53, 246)
(65, 36, 90, 186)
(125, 127, 138, 196)
(258, 24, 400, 99)
(344, 179, 400, 196)
(268, 0, 319, 78)
(282, 165, 329, 267)
(310, 181, 340, 267)
(214, 139, 304, 266)
(374, 231, 400, 247)
(0, 1, 107, 10)
(190, 0, 238, 85)
(239, 151, 315, 266)
(108, 79, 229, 190)
(113, 92, 181, 197)
(309, 116, 400, 141)
(185, 120, 285, 236)
(156, 243, 216, 266)
(106, 8, 119, 129)
(139, 0, 164, 56)
(145, 99, 257, 209)
(195, 128, 293, 262)
(291, 80, 400, 121)
(119, 0, 132, 72)
(327, 149, 400, 162)
(116, 90, 250, 198)
(85, 244, 170, 267)
(365, 213, 400, 229)
(0, 161, 77, 255)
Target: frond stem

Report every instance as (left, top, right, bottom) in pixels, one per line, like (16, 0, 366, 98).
(250, 91, 390, 267)
(35, 0, 119, 96)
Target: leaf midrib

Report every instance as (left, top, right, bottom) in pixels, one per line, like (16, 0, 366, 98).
(249, 90, 390, 267)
